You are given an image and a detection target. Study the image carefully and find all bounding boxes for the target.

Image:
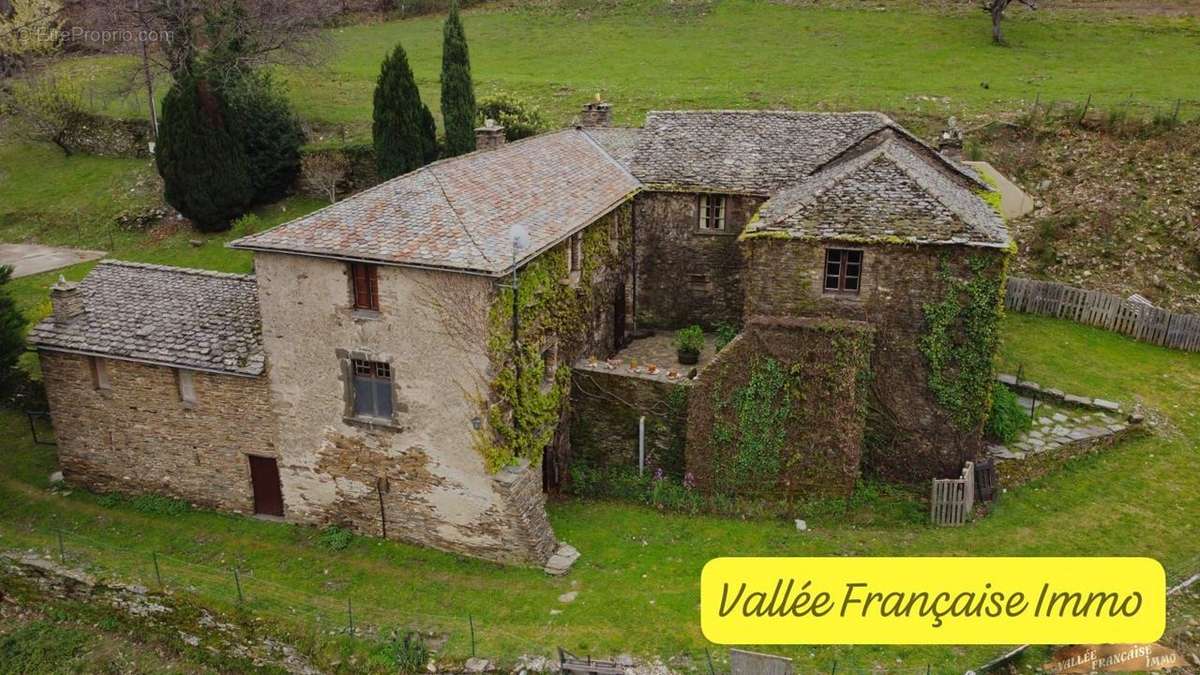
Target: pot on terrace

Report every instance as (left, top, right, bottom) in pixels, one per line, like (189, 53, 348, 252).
(676, 349, 699, 365)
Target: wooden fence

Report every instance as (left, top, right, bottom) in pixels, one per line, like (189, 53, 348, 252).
(1005, 277, 1200, 352)
(931, 462, 974, 526)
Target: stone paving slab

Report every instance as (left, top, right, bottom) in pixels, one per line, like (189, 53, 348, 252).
(0, 244, 106, 278)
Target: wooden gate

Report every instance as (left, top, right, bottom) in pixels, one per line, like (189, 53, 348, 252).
(931, 461, 974, 526)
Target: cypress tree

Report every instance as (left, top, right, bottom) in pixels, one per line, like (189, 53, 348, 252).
(373, 43, 438, 180)
(440, 2, 476, 157)
(155, 75, 255, 232)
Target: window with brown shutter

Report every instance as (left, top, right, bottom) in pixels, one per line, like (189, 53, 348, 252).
(350, 262, 380, 311)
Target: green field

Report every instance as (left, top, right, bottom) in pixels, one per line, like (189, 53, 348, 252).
(56, 0, 1200, 136)
(1, 313, 1197, 671)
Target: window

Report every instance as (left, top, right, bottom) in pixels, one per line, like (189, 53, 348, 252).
(824, 249, 863, 294)
(352, 359, 393, 419)
(88, 356, 110, 391)
(568, 233, 583, 274)
(349, 262, 380, 311)
(176, 369, 196, 407)
(698, 194, 726, 231)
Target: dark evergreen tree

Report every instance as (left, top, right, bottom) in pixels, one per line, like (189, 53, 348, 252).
(0, 265, 26, 399)
(155, 75, 255, 232)
(440, 2, 476, 157)
(222, 71, 306, 204)
(373, 43, 438, 180)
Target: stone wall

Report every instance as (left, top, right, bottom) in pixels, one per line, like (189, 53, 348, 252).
(39, 351, 276, 513)
(62, 113, 153, 159)
(742, 240, 1008, 482)
(684, 319, 873, 499)
(569, 364, 689, 478)
(253, 251, 557, 566)
(634, 191, 763, 329)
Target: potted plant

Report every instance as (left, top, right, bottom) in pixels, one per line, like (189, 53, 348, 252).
(673, 325, 704, 365)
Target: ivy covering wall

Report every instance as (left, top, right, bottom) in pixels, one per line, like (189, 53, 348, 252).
(686, 321, 873, 500)
(919, 253, 1009, 433)
(475, 202, 634, 472)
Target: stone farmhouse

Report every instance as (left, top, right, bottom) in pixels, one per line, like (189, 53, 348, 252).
(30, 101, 1010, 568)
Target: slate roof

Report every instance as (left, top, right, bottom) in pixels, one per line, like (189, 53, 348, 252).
(28, 261, 265, 376)
(583, 127, 641, 170)
(747, 131, 1009, 248)
(630, 110, 891, 194)
(230, 129, 640, 276)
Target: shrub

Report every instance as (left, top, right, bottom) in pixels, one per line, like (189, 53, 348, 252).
(156, 76, 255, 232)
(130, 494, 192, 516)
(985, 383, 1032, 443)
(318, 525, 354, 552)
(476, 91, 547, 141)
(713, 321, 738, 352)
(673, 325, 704, 355)
(373, 632, 429, 673)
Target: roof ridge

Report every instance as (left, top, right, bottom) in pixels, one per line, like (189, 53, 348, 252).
(645, 109, 891, 118)
(764, 146, 888, 227)
(876, 141, 992, 228)
(98, 259, 256, 282)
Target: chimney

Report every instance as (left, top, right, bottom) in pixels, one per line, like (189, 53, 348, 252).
(938, 116, 964, 161)
(579, 94, 612, 128)
(50, 275, 85, 325)
(474, 118, 506, 151)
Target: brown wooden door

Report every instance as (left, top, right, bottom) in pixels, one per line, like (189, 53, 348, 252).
(248, 455, 284, 516)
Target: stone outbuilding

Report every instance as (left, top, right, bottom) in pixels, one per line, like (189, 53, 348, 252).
(32, 101, 1010, 566)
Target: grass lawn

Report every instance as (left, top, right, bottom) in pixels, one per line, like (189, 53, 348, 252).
(52, 0, 1200, 137)
(0, 313, 1197, 671)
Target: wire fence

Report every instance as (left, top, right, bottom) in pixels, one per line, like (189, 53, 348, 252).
(7, 520, 1199, 675)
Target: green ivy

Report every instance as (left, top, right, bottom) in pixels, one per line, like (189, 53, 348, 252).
(477, 203, 633, 471)
(919, 253, 1008, 432)
(711, 357, 792, 495)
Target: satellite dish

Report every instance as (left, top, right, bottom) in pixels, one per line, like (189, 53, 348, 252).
(510, 224, 531, 253)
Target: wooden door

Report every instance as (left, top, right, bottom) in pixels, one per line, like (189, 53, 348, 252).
(248, 455, 284, 516)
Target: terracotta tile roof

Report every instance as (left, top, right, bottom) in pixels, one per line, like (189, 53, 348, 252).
(630, 110, 891, 194)
(28, 261, 265, 376)
(230, 130, 640, 276)
(747, 131, 1009, 248)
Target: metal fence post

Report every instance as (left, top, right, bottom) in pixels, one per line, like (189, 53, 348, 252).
(347, 597, 354, 637)
(56, 530, 65, 563)
(153, 552, 162, 587)
(469, 613, 476, 657)
(233, 567, 244, 603)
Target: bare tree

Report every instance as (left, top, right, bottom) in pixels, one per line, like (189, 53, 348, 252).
(983, 0, 1037, 45)
(301, 151, 350, 204)
(9, 74, 88, 156)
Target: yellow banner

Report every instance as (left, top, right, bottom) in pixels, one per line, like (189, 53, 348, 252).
(700, 557, 1165, 645)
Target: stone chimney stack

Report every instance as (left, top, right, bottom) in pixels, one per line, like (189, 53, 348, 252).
(938, 116, 964, 161)
(474, 119, 506, 151)
(50, 275, 85, 325)
(579, 94, 612, 128)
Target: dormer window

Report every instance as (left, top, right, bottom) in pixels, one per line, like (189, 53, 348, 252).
(698, 194, 726, 231)
(349, 262, 379, 311)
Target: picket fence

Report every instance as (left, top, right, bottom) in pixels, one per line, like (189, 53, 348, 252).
(1005, 277, 1200, 352)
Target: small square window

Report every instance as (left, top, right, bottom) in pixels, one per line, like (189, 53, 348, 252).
(88, 356, 110, 391)
(698, 194, 726, 231)
(351, 358, 393, 419)
(823, 249, 863, 294)
(349, 262, 380, 311)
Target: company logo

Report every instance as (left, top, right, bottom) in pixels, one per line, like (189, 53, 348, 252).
(1043, 643, 1182, 672)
